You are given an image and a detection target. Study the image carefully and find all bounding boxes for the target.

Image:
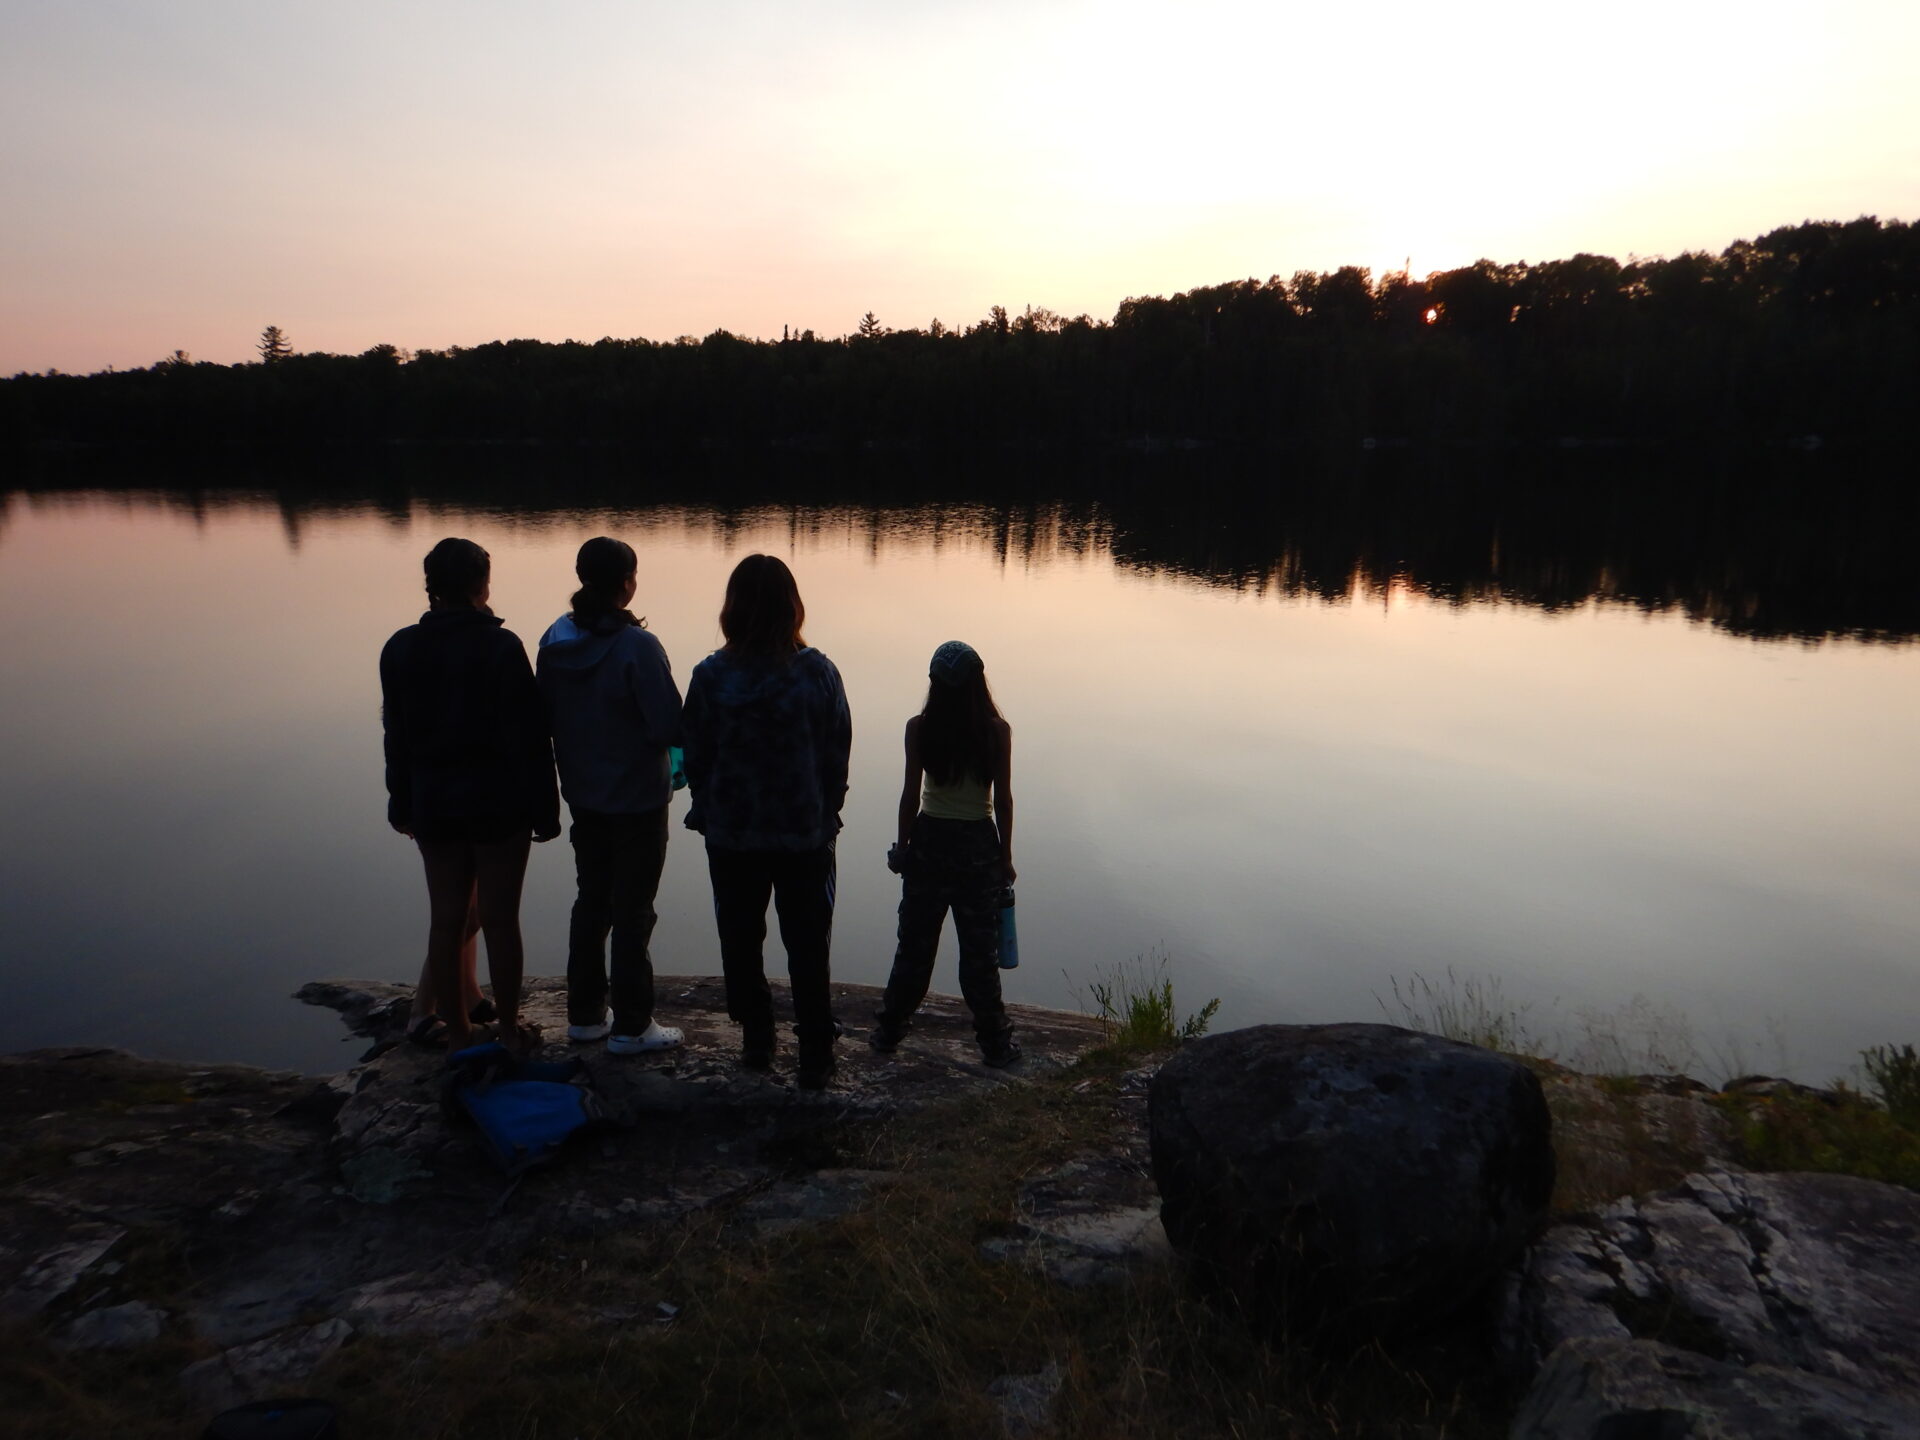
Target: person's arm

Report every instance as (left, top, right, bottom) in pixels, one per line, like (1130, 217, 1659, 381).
(992, 717, 1015, 884)
(680, 665, 711, 830)
(896, 716, 922, 848)
(629, 631, 684, 749)
(505, 639, 560, 842)
(818, 658, 852, 824)
(379, 634, 413, 837)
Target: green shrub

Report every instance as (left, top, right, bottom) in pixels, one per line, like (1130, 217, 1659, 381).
(1721, 1085, 1920, 1192)
(1862, 1043, 1920, 1129)
(1086, 954, 1220, 1053)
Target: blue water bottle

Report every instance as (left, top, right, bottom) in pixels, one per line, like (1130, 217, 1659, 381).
(668, 745, 687, 791)
(997, 886, 1019, 969)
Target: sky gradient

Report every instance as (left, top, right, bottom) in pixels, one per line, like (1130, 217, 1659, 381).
(5, 0, 1918, 374)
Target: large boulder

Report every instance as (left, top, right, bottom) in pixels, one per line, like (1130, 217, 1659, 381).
(1148, 1022, 1554, 1336)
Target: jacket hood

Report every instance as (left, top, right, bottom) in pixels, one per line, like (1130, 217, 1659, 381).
(538, 613, 632, 672)
(696, 646, 831, 704)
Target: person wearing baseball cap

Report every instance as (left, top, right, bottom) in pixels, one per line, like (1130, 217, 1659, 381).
(871, 640, 1020, 1066)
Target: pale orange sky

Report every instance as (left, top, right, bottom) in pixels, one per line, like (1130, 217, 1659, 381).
(4, 0, 1918, 374)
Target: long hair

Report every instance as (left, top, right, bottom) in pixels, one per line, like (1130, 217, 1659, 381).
(919, 670, 1003, 786)
(719, 554, 806, 661)
(569, 535, 639, 628)
(423, 537, 489, 605)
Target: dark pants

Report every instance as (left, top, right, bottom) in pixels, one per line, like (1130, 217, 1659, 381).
(706, 841, 837, 1062)
(879, 815, 1011, 1047)
(567, 807, 669, 1034)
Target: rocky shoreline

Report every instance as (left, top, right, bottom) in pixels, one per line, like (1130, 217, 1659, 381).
(3, 981, 1916, 1438)
(1, 977, 1165, 1428)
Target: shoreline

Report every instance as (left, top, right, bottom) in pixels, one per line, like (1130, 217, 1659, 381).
(4, 976, 1914, 1436)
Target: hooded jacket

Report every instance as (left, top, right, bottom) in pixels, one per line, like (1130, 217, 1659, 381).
(380, 607, 559, 835)
(681, 646, 851, 851)
(536, 611, 684, 816)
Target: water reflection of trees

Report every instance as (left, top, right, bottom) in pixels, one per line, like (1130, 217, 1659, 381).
(1083, 461, 1920, 644)
(11, 449, 1913, 645)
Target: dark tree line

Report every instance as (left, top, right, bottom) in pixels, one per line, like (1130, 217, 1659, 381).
(4, 217, 1917, 455)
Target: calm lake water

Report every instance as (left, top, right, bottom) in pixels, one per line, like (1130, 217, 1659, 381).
(3, 472, 1917, 1084)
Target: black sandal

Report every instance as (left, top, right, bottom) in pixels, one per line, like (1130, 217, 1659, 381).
(406, 1014, 449, 1048)
(469, 999, 498, 1024)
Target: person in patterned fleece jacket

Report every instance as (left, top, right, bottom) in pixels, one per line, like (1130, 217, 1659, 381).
(682, 554, 851, 1089)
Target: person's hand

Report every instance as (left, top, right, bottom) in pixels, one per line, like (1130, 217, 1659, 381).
(392, 821, 415, 839)
(1003, 859, 1017, 884)
(532, 822, 561, 843)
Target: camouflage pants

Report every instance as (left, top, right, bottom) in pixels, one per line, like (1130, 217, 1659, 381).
(878, 815, 1011, 1046)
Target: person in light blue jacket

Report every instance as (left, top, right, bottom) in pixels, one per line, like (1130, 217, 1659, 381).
(682, 554, 851, 1089)
(537, 537, 685, 1056)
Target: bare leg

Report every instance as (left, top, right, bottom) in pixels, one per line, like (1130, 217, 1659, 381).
(473, 835, 533, 1049)
(459, 887, 485, 1015)
(419, 840, 481, 1049)
(411, 887, 482, 1023)
(409, 954, 436, 1023)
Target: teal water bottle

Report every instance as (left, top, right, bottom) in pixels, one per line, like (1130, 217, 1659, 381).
(997, 886, 1019, 969)
(668, 746, 687, 791)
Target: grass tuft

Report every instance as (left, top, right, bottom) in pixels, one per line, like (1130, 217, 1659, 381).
(1861, 1043, 1920, 1129)
(1379, 969, 1538, 1056)
(1719, 1081, 1920, 1192)
(1084, 953, 1220, 1055)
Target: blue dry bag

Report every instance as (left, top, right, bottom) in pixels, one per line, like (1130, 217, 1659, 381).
(441, 1043, 608, 1176)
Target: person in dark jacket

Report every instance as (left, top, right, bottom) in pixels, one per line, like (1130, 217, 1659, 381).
(381, 537, 559, 1053)
(537, 536, 686, 1056)
(682, 554, 851, 1088)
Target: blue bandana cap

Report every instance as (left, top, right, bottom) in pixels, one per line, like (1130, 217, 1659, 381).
(929, 640, 984, 687)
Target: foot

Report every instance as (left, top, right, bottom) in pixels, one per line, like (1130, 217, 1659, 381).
(796, 1057, 837, 1090)
(982, 1038, 1022, 1069)
(607, 1021, 684, 1056)
(568, 1015, 612, 1043)
(868, 1023, 907, 1055)
(405, 1014, 448, 1048)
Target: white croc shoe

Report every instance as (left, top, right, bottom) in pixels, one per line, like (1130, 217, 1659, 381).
(567, 1016, 612, 1043)
(607, 1020, 684, 1055)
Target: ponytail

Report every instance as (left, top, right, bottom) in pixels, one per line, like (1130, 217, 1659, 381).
(570, 536, 640, 629)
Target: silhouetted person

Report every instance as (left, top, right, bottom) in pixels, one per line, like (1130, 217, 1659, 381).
(681, 555, 851, 1088)
(871, 641, 1019, 1065)
(381, 537, 558, 1053)
(537, 536, 685, 1055)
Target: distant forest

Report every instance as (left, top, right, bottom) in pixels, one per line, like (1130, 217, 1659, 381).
(5, 217, 1917, 455)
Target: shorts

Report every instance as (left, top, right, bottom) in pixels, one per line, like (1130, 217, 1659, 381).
(411, 814, 526, 845)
